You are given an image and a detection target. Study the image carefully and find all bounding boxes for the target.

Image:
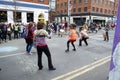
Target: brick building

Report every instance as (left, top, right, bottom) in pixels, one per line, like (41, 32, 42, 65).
(0, 0, 49, 24)
(55, 0, 118, 26)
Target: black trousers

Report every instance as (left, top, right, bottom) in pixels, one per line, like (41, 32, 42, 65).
(36, 45, 54, 69)
(67, 40, 76, 50)
(106, 31, 109, 41)
(79, 38, 88, 46)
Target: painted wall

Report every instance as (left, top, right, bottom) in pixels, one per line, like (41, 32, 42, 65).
(0, 0, 49, 23)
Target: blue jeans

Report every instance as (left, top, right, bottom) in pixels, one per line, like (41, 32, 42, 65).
(26, 43, 33, 53)
(25, 39, 33, 53)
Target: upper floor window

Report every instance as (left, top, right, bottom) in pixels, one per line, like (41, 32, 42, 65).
(84, 0, 88, 3)
(92, 7, 95, 12)
(84, 7, 88, 12)
(74, 0, 76, 4)
(79, 0, 82, 3)
(78, 8, 81, 12)
(73, 8, 76, 12)
(39, 0, 44, 2)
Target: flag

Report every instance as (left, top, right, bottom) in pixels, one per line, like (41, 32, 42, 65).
(109, 1, 120, 80)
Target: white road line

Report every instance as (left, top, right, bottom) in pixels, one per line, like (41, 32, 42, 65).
(0, 52, 25, 59)
(64, 59, 110, 80)
(51, 56, 111, 80)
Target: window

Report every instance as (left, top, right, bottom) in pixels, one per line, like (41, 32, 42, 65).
(84, 7, 88, 12)
(27, 13, 33, 22)
(74, 0, 76, 4)
(39, 0, 44, 2)
(79, 0, 82, 3)
(96, 8, 99, 12)
(64, 2, 67, 6)
(78, 8, 81, 12)
(108, 10, 111, 14)
(92, 0, 95, 3)
(84, 0, 88, 3)
(100, 8, 103, 13)
(0, 11, 7, 22)
(64, 9, 67, 13)
(13, 12, 21, 22)
(73, 8, 76, 12)
(92, 7, 95, 12)
(104, 9, 107, 14)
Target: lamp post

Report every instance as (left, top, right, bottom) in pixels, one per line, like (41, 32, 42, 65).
(68, 0, 71, 24)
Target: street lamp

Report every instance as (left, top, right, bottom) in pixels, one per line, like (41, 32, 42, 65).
(68, 0, 71, 24)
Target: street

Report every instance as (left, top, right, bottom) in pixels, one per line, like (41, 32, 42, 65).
(0, 28, 115, 80)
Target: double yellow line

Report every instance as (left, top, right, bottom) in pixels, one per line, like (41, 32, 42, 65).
(52, 56, 111, 80)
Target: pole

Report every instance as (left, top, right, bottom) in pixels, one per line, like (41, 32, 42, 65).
(68, 0, 71, 24)
(13, 0, 16, 24)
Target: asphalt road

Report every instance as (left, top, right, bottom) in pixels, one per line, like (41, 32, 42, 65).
(0, 28, 115, 80)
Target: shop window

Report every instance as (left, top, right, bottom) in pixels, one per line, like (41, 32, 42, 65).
(13, 12, 21, 22)
(27, 13, 33, 22)
(0, 11, 7, 22)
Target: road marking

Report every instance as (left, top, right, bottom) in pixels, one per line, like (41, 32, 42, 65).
(64, 58, 110, 80)
(51, 56, 111, 80)
(0, 52, 25, 59)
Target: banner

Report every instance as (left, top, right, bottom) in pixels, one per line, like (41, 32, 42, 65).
(109, 0, 114, 2)
(109, 1, 120, 80)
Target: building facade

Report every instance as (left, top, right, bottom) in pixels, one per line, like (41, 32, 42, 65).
(49, 0, 56, 22)
(55, 0, 118, 26)
(0, 0, 49, 24)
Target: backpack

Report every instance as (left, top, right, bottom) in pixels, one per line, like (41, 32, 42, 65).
(22, 28, 28, 39)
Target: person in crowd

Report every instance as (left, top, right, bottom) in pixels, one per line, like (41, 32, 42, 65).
(53, 21, 57, 34)
(111, 22, 115, 30)
(83, 23, 88, 32)
(104, 23, 110, 41)
(0, 22, 3, 43)
(34, 21, 56, 70)
(18, 23, 24, 38)
(1, 22, 7, 42)
(25, 22, 34, 55)
(13, 24, 19, 39)
(79, 27, 89, 46)
(58, 22, 65, 37)
(64, 21, 69, 33)
(7, 23, 12, 40)
(65, 23, 77, 52)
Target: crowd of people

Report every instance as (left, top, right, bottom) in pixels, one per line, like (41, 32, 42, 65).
(0, 20, 115, 71)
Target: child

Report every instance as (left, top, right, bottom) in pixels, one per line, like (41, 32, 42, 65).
(65, 24, 77, 52)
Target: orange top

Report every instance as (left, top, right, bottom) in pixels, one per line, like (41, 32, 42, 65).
(69, 29, 77, 40)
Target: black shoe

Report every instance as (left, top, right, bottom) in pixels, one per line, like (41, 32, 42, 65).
(38, 66, 43, 70)
(73, 49, 76, 51)
(49, 67, 56, 70)
(65, 49, 69, 52)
